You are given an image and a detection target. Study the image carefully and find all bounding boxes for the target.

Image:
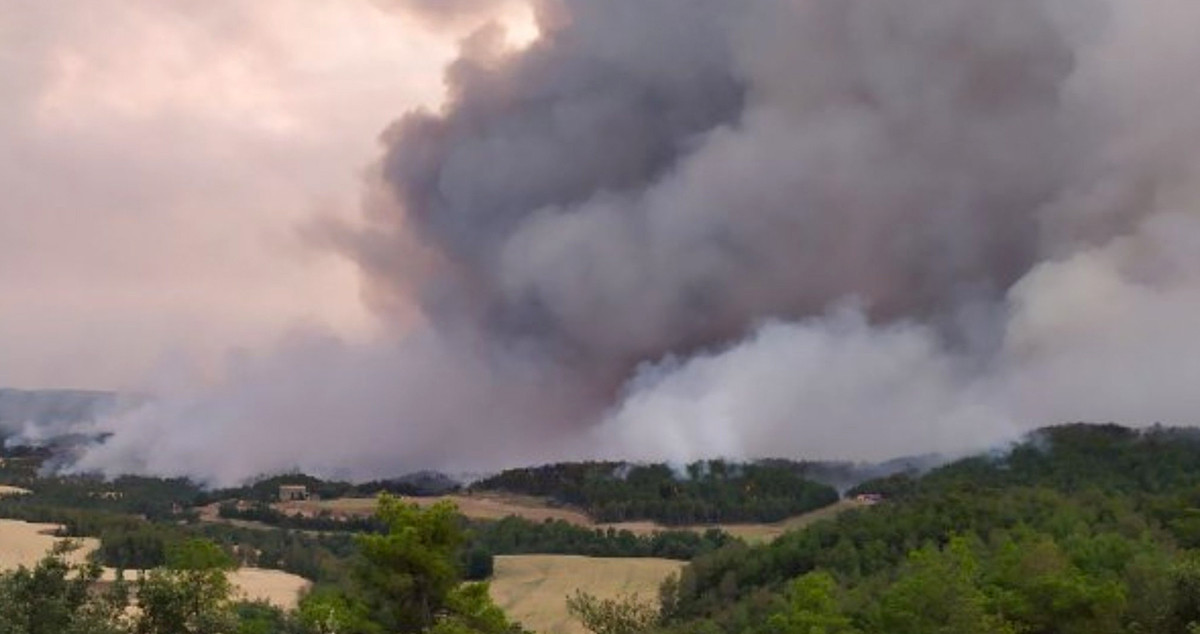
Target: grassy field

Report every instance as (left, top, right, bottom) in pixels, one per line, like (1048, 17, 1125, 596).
(489, 555, 684, 634)
(0, 519, 310, 609)
(226, 568, 310, 609)
(0, 519, 97, 570)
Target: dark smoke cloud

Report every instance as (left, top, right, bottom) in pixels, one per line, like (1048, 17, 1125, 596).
(370, 0, 747, 376)
(364, 0, 1079, 384)
(353, 0, 1080, 410)
(70, 0, 1200, 484)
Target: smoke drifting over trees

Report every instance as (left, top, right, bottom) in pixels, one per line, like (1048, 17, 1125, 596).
(66, 0, 1200, 484)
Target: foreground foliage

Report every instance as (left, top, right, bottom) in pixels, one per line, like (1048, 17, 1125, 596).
(0, 540, 238, 634)
(649, 424, 1200, 634)
(567, 591, 662, 634)
(0, 498, 523, 634)
(0, 542, 128, 634)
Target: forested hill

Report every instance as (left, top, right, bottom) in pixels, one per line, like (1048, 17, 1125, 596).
(0, 388, 118, 437)
(471, 460, 840, 525)
(659, 423, 1200, 634)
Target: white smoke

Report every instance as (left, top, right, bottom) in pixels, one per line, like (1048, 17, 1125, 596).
(600, 0, 1200, 463)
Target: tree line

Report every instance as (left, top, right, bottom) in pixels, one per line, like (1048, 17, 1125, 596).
(473, 460, 840, 525)
(631, 424, 1200, 633)
(469, 516, 735, 561)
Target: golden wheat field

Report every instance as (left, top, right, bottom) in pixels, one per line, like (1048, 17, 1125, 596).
(0, 519, 97, 570)
(0, 519, 310, 609)
(488, 555, 685, 634)
(225, 568, 312, 609)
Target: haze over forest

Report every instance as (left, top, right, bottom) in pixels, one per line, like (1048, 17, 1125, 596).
(4, 0, 1200, 485)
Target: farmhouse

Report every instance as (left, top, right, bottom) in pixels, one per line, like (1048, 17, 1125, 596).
(278, 485, 310, 502)
(853, 493, 885, 506)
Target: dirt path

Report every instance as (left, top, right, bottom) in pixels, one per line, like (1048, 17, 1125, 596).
(612, 498, 871, 543)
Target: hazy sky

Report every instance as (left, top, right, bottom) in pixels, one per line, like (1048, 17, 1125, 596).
(7, 0, 1200, 483)
(0, 2, 532, 389)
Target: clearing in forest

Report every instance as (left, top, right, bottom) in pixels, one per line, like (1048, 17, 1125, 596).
(488, 555, 684, 634)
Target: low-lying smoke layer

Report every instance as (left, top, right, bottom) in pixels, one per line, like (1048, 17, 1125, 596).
(69, 0, 1200, 485)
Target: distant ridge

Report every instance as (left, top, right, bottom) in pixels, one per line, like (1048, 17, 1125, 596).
(0, 388, 119, 440)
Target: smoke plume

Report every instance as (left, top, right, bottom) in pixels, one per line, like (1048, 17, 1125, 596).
(67, 0, 1200, 484)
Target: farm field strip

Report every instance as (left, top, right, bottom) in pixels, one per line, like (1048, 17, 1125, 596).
(273, 492, 592, 525)
(272, 493, 866, 542)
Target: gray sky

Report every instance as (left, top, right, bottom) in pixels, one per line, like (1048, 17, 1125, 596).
(0, 1, 533, 389)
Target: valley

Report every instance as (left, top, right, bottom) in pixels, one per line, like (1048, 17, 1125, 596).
(7, 424, 1200, 632)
